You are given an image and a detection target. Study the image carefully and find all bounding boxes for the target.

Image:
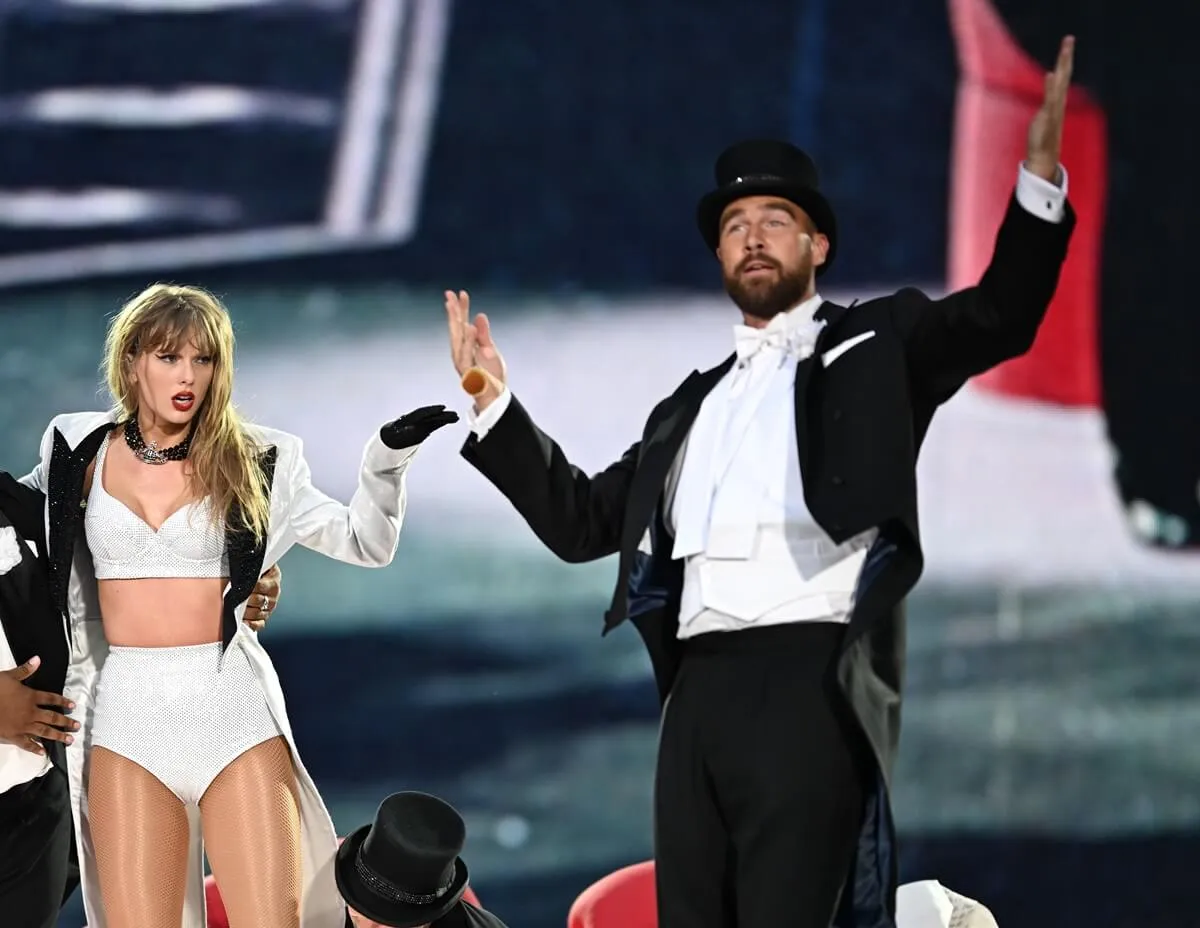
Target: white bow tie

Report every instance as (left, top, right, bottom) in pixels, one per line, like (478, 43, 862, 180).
(733, 319, 823, 364)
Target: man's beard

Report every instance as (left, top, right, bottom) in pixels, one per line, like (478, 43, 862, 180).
(723, 257, 813, 322)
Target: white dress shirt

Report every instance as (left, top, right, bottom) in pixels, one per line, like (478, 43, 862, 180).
(0, 536, 54, 794)
(469, 163, 1068, 639)
(666, 292, 878, 636)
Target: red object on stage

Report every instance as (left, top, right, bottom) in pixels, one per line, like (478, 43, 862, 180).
(947, 0, 1106, 407)
(568, 859, 658, 928)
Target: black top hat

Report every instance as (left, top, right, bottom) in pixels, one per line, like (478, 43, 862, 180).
(336, 792, 471, 928)
(695, 139, 838, 275)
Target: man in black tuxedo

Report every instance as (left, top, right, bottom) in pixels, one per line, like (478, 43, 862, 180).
(0, 472, 283, 928)
(444, 37, 1075, 928)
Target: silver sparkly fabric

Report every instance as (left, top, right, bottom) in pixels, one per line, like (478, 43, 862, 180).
(90, 641, 282, 805)
(85, 433, 229, 580)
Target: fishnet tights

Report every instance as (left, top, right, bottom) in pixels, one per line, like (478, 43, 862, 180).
(88, 746, 190, 928)
(201, 736, 302, 928)
(88, 737, 302, 928)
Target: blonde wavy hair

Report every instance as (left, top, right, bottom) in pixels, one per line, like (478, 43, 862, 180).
(103, 283, 271, 541)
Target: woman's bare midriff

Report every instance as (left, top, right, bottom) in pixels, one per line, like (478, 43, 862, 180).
(99, 577, 229, 647)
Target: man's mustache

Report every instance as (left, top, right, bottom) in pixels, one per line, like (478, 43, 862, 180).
(737, 255, 781, 274)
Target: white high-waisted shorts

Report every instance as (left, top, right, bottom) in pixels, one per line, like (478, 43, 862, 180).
(91, 642, 283, 805)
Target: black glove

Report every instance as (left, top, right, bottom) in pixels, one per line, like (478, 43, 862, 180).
(379, 405, 460, 450)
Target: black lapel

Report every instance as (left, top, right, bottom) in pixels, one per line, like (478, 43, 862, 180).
(623, 356, 736, 548)
(220, 445, 277, 650)
(795, 300, 855, 473)
(47, 423, 116, 626)
(813, 298, 851, 331)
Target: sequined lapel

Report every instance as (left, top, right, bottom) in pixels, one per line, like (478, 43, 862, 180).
(220, 445, 278, 650)
(46, 423, 116, 626)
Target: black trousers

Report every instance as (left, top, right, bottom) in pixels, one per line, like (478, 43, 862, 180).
(654, 623, 867, 928)
(0, 765, 75, 928)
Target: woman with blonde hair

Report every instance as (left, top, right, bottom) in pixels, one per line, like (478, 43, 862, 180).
(21, 283, 456, 928)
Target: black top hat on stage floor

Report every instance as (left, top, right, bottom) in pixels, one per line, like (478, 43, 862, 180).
(336, 791, 471, 928)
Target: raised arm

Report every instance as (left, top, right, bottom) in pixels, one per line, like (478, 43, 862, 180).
(896, 35, 1077, 403)
(445, 290, 636, 563)
(285, 406, 457, 566)
(461, 389, 637, 563)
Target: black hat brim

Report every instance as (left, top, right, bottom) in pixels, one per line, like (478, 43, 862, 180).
(696, 179, 838, 275)
(335, 824, 470, 928)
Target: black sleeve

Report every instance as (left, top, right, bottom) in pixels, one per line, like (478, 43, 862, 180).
(460, 396, 637, 564)
(892, 192, 1075, 403)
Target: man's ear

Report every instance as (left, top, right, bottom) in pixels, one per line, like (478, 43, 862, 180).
(810, 232, 830, 269)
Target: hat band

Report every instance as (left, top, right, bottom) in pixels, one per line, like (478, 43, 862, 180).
(353, 849, 456, 906)
(732, 173, 784, 183)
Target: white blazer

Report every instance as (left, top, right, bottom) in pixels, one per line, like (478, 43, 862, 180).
(23, 410, 422, 928)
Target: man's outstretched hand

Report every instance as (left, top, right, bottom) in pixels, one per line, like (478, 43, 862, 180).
(1026, 35, 1075, 183)
(445, 290, 507, 412)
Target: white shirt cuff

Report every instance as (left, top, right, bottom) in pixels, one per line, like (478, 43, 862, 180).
(466, 387, 513, 440)
(1015, 162, 1068, 223)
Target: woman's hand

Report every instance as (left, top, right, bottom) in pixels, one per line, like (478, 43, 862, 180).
(379, 405, 460, 450)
